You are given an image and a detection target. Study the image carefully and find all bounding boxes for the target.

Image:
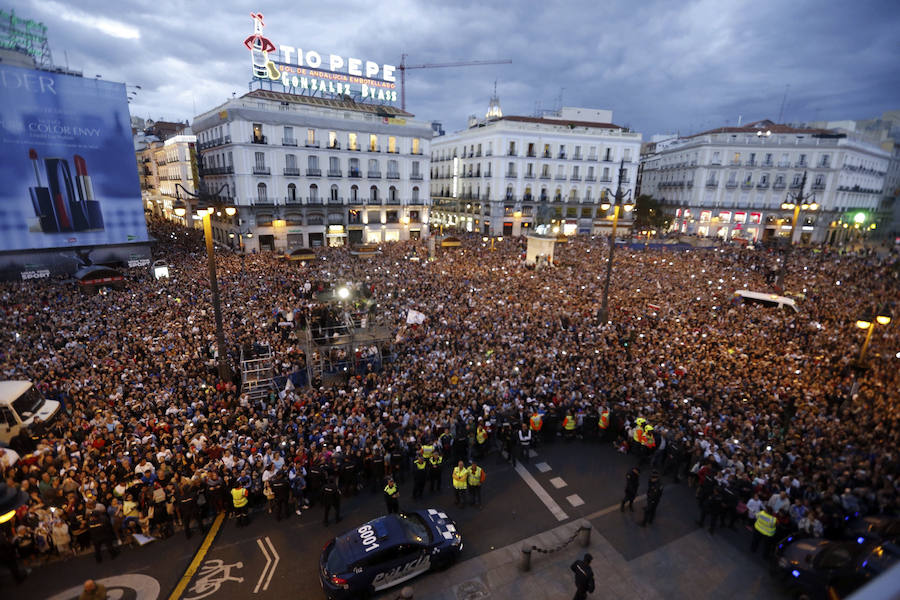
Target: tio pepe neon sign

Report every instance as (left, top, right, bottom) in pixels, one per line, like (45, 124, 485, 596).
(243, 13, 397, 103)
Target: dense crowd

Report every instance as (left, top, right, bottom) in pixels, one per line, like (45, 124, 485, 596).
(1, 215, 898, 574)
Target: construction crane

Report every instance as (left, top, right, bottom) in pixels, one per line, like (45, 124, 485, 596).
(398, 54, 512, 111)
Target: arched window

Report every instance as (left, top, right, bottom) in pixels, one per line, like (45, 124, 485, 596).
(330, 184, 339, 202)
(540, 187, 548, 201)
(554, 187, 562, 201)
(506, 185, 514, 200)
(257, 182, 267, 202)
(287, 183, 297, 202)
(585, 187, 592, 200)
(569, 188, 577, 201)
(351, 185, 359, 202)
(309, 184, 318, 201)
(370, 185, 379, 201)
(389, 186, 398, 202)
(412, 186, 419, 202)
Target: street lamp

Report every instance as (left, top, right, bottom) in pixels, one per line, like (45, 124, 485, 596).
(482, 235, 503, 251)
(598, 159, 634, 322)
(775, 172, 818, 290)
(175, 183, 233, 381)
(856, 304, 893, 364)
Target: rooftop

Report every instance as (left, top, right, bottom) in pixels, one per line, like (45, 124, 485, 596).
(687, 119, 833, 138)
(243, 89, 413, 118)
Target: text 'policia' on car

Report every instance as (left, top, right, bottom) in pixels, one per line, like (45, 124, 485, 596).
(320, 508, 462, 599)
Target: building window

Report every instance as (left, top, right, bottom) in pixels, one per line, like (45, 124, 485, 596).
(288, 183, 297, 202)
(412, 161, 420, 176)
(255, 152, 265, 169)
(257, 182, 267, 202)
(368, 158, 379, 174)
(369, 134, 378, 151)
(307, 128, 316, 145)
(604, 147, 612, 161)
(252, 123, 264, 143)
(388, 159, 399, 177)
(330, 185, 339, 201)
(328, 131, 338, 149)
(508, 141, 517, 156)
(309, 184, 318, 200)
(349, 133, 358, 151)
(389, 186, 398, 202)
(329, 156, 340, 172)
(388, 136, 397, 153)
(386, 210, 398, 223)
(412, 186, 419, 202)
(370, 185, 379, 201)
(308, 155, 318, 169)
(349, 158, 360, 176)
(286, 154, 296, 169)
(412, 138, 420, 154)
(284, 126, 294, 143)
(350, 185, 359, 202)
(624, 149, 632, 162)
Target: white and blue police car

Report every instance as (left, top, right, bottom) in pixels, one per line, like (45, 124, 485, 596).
(319, 508, 462, 599)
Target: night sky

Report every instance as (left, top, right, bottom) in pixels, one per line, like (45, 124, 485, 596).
(11, 0, 900, 136)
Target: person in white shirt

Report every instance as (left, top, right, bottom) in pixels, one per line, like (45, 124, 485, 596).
(767, 490, 790, 514)
(746, 493, 764, 519)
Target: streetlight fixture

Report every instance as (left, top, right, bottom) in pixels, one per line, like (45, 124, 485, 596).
(598, 159, 634, 322)
(776, 171, 818, 290)
(856, 304, 893, 364)
(175, 183, 234, 381)
(482, 235, 503, 251)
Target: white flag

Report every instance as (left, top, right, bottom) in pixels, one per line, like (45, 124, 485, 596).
(407, 309, 427, 325)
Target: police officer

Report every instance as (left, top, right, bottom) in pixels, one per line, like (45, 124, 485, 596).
(428, 451, 443, 493)
(518, 423, 532, 462)
(231, 479, 249, 527)
(412, 453, 428, 499)
(271, 468, 291, 521)
(321, 477, 341, 525)
(452, 460, 468, 507)
(570, 553, 595, 600)
(751, 507, 777, 556)
(467, 461, 485, 507)
(88, 507, 119, 563)
(620, 466, 640, 512)
(384, 477, 400, 514)
(370, 451, 385, 494)
(177, 478, 198, 539)
(641, 470, 663, 526)
(563, 410, 577, 441)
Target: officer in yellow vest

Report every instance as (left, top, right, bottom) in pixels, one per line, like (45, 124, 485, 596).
(231, 481, 249, 527)
(412, 454, 427, 499)
(384, 477, 400, 514)
(428, 452, 443, 493)
(643, 425, 657, 451)
(598, 408, 610, 440)
(475, 421, 488, 458)
(563, 411, 577, 440)
(452, 460, 468, 507)
(530, 412, 543, 434)
(421, 443, 434, 460)
(751, 508, 776, 555)
(467, 461, 486, 507)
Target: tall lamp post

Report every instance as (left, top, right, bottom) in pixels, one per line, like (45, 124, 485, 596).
(776, 171, 818, 290)
(598, 159, 634, 323)
(855, 304, 893, 365)
(174, 183, 234, 381)
(482, 235, 503, 251)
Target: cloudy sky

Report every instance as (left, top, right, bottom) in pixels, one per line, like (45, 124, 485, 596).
(11, 0, 900, 136)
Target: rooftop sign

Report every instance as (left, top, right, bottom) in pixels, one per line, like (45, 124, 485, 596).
(243, 13, 397, 103)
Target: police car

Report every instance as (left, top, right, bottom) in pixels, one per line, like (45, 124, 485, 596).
(319, 508, 462, 599)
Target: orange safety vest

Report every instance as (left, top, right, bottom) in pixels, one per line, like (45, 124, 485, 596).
(633, 427, 645, 444)
(530, 414, 543, 431)
(643, 432, 656, 449)
(598, 410, 609, 429)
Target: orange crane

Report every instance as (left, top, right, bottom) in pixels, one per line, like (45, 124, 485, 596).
(398, 53, 512, 111)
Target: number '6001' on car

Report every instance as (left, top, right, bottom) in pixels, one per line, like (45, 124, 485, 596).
(319, 508, 462, 599)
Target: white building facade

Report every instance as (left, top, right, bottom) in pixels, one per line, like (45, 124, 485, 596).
(430, 107, 642, 237)
(192, 90, 432, 252)
(640, 120, 890, 245)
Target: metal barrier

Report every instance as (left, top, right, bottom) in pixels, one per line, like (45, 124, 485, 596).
(520, 520, 592, 571)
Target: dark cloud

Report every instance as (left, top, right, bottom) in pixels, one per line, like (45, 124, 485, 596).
(10, 0, 900, 136)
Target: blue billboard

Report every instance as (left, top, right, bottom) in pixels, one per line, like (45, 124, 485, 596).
(0, 64, 149, 251)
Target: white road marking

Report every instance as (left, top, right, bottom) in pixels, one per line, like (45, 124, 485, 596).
(549, 477, 567, 489)
(566, 494, 585, 507)
(535, 462, 552, 473)
(254, 536, 279, 593)
(528, 449, 538, 458)
(514, 463, 569, 522)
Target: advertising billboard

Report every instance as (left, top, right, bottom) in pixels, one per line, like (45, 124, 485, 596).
(0, 64, 150, 253)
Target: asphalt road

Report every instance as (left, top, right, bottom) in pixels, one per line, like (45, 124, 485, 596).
(4, 438, 780, 600)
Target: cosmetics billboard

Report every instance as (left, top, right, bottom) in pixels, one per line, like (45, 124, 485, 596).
(0, 64, 150, 278)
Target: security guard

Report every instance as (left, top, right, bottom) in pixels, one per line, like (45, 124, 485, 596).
(529, 410, 543, 438)
(641, 470, 663, 526)
(421, 442, 434, 460)
(321, 477, 341, 525)
(412, 454, 428, 499)
(751, 507, 777, 555)
(177, 478, 198, 539)
(621, 466, 640, 512)
(563, 411, 577, 440)
(271, 468, 291, 521)
(384, 477, 400, 514)
(598, 407, 610, 440)
(475, 421, 488, 458)
(467, 461, 486, 507)
(231, 479, 249, 527)
(518, 423, 533, 462)
(428, 452, 443, 493)
(452, 460, 469, 507)
(88, 507, 119, 563)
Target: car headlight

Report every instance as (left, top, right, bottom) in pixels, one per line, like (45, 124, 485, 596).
(777, 557, 788, 569)
(452, 534, 462, 546)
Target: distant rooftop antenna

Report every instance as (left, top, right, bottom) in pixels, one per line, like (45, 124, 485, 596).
(777, 84, 790, 123)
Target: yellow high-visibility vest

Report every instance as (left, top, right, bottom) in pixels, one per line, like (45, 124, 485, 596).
(467, 466, 485, 487)
(564, 416, 576, 431)
(599, 411, 609, 429)
(476, 427, 487, 444)
(421, 444, 434, 458)
(452, 467, 468, 489)
(384, 484, 398, 497)
(754, 510, 776, 537)
(231, 487, 248, 508)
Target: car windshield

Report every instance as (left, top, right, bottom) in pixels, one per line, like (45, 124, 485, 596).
(398, 513, 432, 544)
(11, 386, 44, 418)
(815, 543, 865, 570)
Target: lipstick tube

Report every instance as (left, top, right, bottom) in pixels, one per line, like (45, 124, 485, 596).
(74, 155, 104, 230)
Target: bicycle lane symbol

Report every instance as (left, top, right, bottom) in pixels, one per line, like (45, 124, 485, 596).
(183, 559, 245, 600)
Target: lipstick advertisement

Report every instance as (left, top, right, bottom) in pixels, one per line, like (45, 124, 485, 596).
(0, 63, 149, 255)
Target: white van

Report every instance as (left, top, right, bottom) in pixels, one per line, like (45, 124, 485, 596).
(733, 290, 799, 312)
(0, 381, 61, 445)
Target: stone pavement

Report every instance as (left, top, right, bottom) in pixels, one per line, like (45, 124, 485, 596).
(391, 508, 786, 600)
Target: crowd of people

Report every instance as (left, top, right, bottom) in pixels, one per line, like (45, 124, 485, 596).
(1, 214, 898, 581)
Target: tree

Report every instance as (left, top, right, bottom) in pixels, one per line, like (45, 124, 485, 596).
(632, 194, 669, 231)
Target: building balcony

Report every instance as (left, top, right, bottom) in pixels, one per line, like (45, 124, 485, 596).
(756, 182, 769, 189)
(283, 167, 301, 176)
(284, 196, 302, 205)
(306, 168, 322, 177)
(367, 171, 382, 179)
(599, 176, 612, 183)
(253, 199, 276, 207)
(777, 161, 791, 168)
(506, 172, 518, 178)
(483, 172, 492, 178)
(526, 151, 536, 157)
(410, 173, 423, 180)
(252, 166, 271, 175)
(811, 183, 826, 190)
(328, 197, 344, 205)
(686, 182, 694, 188)
(385, 197, 401, 206)
(741, 182, 754, 189)
(328, 170, 343, 177)
(773, 182, 786, 190)
(366, 198, 382, 205)
(305, 141, 320, 148)
(554, 174, 567, 180)
(368, 146, 381, 153)
(789, 182, 802, 189)
(573, 154, 583, 160)
(408, 199, 426, 205)
(199, 166, 234, 176)
(524, 172, 536, 179)
(386, 172, 400, 180)
(251, 136, 267, 145)
(508, 151, 518, 157)
(706, 181, 719, 188)
(306, 197, 324, 205)
(282, 138, 298, 147)
(795, 162, 808, 168)
(348, 169, 362, 178)
(585, 175, 597, 182)
(571, 175, 582, 181)
(485, 150, 493, 156)
(539, 174, 551, 180)
(725, 181, 738, 188)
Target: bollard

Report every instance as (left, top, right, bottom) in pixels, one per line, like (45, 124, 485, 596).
(399, 586, 414, 599)
(520, 543, 532, 572)
(578, 520, 592, 547)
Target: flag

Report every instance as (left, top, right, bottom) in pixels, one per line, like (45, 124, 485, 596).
(407, 309, 426, 325)
(648, 303, 661, 311)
